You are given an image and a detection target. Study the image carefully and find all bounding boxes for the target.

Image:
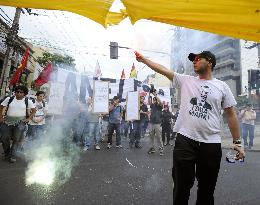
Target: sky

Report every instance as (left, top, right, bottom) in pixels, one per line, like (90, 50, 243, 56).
(0, 0, 174, 81)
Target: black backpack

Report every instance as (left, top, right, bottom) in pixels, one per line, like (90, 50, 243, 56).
(4, 96, 29, 118)
(30, 98, 45, 107)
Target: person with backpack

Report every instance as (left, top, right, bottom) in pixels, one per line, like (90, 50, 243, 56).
(27, 91, 48, 140)
(0, 85, 35, 163)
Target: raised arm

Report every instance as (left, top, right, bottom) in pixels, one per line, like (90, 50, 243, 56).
(135, 51, 174, 81)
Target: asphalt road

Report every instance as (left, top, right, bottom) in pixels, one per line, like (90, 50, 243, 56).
(0, 138, 259, 205)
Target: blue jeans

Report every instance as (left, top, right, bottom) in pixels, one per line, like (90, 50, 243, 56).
(130, 121, 142, 145)
(107, 123, 121, 145)
(242, 123, 255, 147)
(88, 122, 101, 145)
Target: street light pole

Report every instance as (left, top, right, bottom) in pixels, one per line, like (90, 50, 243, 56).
(0, 8, 22, 96)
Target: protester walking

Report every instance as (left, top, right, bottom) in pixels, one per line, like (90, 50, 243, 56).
(241, 104, 256, 149)
(161, 104, 174, 146)
(147, 91, 163, 156)
(87, 97, 102, 150)
(135, 50, 245, 205)
(107, 96, 122, 149)
(0, 85, 35, 163)
(27, 91, 48, 140)
(129, 95, 148, 148)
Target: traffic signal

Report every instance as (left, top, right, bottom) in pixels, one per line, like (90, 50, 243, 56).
(249, 69, 260, 89)
(110, 42, 118, 59)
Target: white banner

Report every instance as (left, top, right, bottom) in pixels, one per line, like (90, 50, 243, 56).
(48, 69, 171, 115)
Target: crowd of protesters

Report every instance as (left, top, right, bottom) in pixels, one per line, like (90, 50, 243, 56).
(0, 85, 179, 163)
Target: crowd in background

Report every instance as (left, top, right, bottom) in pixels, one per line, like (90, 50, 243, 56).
(0, 85, 179, 163)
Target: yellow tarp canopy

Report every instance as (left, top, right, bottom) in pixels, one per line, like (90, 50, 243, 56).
(121, 0, 260, 42)
(0, 0, 114, 26)
(1, 0, 260, 42)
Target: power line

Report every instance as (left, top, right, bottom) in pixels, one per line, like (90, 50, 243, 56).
(0, 8, 13, 22)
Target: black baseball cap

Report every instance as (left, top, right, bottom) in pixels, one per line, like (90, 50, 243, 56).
(188, 51, 216, 68)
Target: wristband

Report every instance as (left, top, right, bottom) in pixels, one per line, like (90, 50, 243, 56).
(233, 139, 242, 147)
(233, 139, 241, 144)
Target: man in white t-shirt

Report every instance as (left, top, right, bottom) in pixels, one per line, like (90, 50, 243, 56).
(28, 91, 48, 140)
(0, 85, 35, 163)
(135, 50, 245, 205)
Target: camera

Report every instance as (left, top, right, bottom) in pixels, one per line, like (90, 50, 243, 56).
(150, 84, 157, 93)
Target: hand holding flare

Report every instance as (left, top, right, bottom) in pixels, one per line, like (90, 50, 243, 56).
(134, 51, 145, 63)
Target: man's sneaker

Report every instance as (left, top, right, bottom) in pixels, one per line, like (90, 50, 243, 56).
(116, 144, 123, 148)
(160, 151, 164, 156)
(107, 144, 112, 149)
(148, 147, 156, 154)
(95, 145, 101, 150)
(9, 157, 16, 163)
(163, 142, 167, 146)
(83, 146, 89, 151)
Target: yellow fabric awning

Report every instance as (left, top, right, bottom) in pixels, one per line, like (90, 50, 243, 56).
(0, 0, 114, 26)
(121, 0, 260, 42)
(106, 9, 128, 26)
(1, 0, 260, 42)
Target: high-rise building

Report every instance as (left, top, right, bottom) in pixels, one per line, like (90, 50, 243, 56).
(170, 27, 260, 97)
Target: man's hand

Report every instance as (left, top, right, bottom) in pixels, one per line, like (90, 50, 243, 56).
(0, 116, 4, 123)
(135, 51, 145, 63)
(232, 144, 246, 160)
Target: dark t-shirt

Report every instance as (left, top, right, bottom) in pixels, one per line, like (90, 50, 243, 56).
(150, 103, 162, 124)
(109, 105, 122, 124)
(140, 104, 148, 121)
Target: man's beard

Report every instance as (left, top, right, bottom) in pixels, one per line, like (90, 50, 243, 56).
(194, 66, 206, 75)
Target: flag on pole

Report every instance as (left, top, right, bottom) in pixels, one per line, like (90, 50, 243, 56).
(120, 69, 126, 79)
(9, 48, 29, 86)
(129, 63, 137, 78)
(94, 60, 102, 79)
(34, 63, 53, 87)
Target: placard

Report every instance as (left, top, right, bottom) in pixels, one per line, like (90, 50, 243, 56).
(93, 81, 109, 113)
(126, 91, 140, 121)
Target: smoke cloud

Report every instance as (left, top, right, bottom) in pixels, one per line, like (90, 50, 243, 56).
(23, 118, 81, 187)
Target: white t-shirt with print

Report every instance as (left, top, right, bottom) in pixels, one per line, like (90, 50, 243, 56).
(173, 73, 236, 143)
(1, 96, 35, 118)
(29, 100, 48, 125)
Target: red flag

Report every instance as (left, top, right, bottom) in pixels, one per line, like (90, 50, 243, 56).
(9, 48, 29, 86)
(121, 69, 126, 79)
(34, 63, 53, 87)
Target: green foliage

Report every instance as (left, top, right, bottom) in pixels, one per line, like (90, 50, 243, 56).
(36, 51, 76, 71)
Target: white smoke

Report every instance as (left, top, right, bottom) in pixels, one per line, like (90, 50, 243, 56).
(23, 119, 81, 187)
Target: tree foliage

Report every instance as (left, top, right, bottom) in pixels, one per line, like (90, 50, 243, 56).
(36, 51, 76, 71)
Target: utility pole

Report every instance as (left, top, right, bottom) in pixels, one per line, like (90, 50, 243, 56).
(0, 8, 22, 96)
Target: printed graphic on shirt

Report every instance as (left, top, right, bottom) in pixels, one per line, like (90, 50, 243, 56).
(189, 85, 212, 120)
